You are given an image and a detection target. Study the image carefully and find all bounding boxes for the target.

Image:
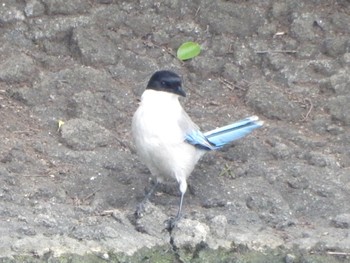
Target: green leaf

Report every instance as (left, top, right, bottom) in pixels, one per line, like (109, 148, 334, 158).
(177, 42, 201, 61)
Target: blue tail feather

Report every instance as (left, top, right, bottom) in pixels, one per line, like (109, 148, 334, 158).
(185, 116, 263, 150)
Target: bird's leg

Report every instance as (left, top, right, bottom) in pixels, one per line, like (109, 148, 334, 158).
(135, 179, 159, 218)
(165, 180, 187, 231)
(169, 191, 185, 229)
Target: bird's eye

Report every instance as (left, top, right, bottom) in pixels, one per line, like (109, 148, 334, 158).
(161, 81, 166, 86)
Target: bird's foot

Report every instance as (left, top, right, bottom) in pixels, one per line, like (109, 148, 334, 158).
(134, 202, 146, 219)
(134, 180, 159, 219)
(164, 214, 182, 232)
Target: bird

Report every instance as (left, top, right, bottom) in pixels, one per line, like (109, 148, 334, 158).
(132, 70, 263, 229)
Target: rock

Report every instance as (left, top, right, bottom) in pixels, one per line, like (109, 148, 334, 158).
(171, 219, 210, 248)
(17, 226, 37, 236)
(246, 82, 303, 121)
(55, 67, 115, 95)
(27, 15, 90, 41)
(270, 142, 294, 160)
(285, 253, 296, 263)
(91, 5, 127, 32)
(0, 2, 25, 24)
(309, 59, 340, 77)
(342, 52, 350, 65)
(191, 53, 226, 76)
(34, 214, 58, 228)
(327, 95, 350, 125)
(199, 2, 264, 36)
(290, 13, 321, 41)
(70, 26, 121, 65)
(320, 69, 350, 95)
(209, 215, 227, 238)
(42, 0, 91, 15)
(303, 152, 335, 168)
(325, 124, 344, 135)
(287, 177, 309, 190)
(23, 66, 125, 127)
(321, 37, 350, 58)
(270, 2, 290, 18)
(60, 119, 113, 151)
(0, 53, 38, 84)
(330, 12, 350, 34)
(202, 198, 226, 209)
(67, 89, 126, 129)
(332, 214, 350, 229)
(24, 0, 45, 17)
(119, 50, 158, 72)
(97, 0, 113, 4)
(133, 204, 170, 239)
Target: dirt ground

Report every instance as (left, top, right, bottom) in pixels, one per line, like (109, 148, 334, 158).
(0, 0, 350, 262)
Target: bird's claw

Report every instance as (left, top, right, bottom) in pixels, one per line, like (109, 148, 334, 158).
(134, 203, 145, 219)
(164, 215, 181, 232)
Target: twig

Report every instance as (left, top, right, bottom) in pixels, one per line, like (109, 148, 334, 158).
(256, 50, 297, 54)
(100, 210, 124, 224)
(327, 251, 350, 256)
(219, 77, 234, 91)
(195, 6, 201, 17)
(82, 188, 101, 202)
(23, 175, 51, 177)
(100, 210, 114, 216)
(300, 98, 313, 122)
(219, 77, 246, 91)
(13, 128, 41, 134)
(69, 188, 101, 205)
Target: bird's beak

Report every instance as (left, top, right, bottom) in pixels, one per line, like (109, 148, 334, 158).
(176, 86, 186, 97)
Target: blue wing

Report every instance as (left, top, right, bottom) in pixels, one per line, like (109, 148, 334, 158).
(185, 130, 217, 150)
(185, 116, 263, 150)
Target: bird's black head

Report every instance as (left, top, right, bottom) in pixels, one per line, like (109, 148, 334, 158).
(146, 70, 186, 97)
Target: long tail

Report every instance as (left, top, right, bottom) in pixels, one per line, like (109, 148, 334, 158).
(185, 116, 263, 150)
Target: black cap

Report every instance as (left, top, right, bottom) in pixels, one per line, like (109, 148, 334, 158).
(146, 70, 186, 97)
